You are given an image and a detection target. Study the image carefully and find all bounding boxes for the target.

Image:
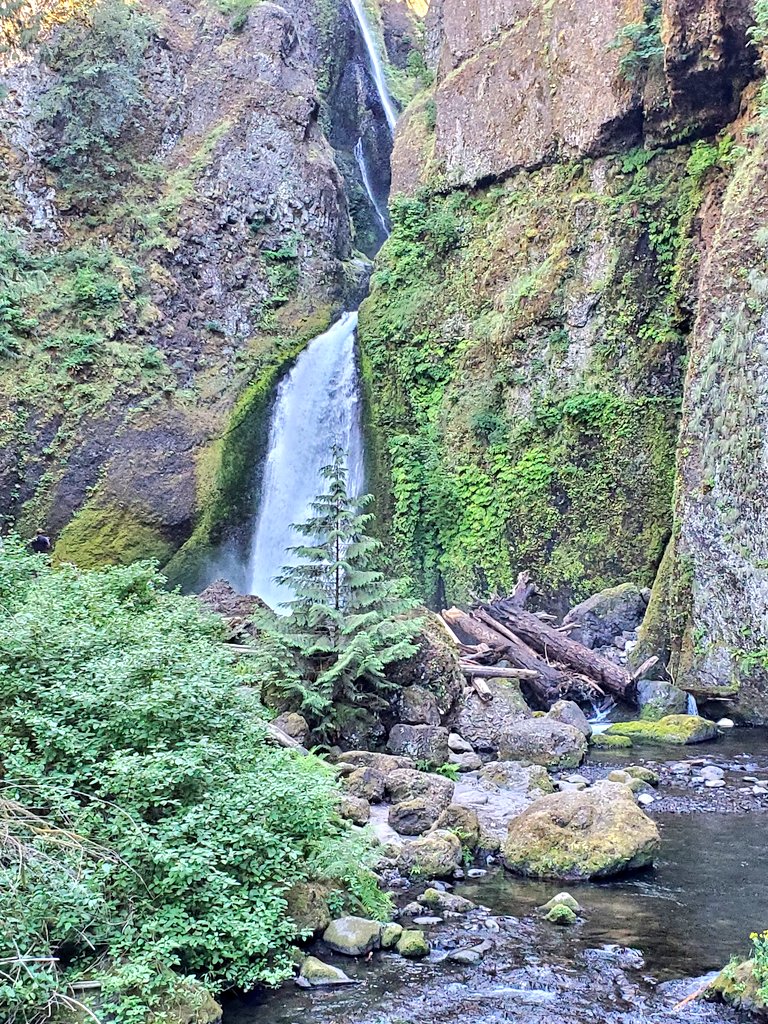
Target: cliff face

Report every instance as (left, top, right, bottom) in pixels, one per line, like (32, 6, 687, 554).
(360, 0, 768, 718)
(0, 0, 419, 584)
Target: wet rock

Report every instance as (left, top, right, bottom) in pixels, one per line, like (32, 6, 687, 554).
(717, 718, 735, 729)
(272, 712, 309, 745)
(624, 765, 660, 786)
(431, 804, 481, 847)
(480, 761, 555, 794)
(606, 715, 719, 746)
(299, 956, 355, 986)
(636, 680, 689, 720)
(540, 892, 582, 914)
(388, 724, 450, 767)
(564, 774, 590, 786)
(637, 793, 655, 806)
(498, 719, 588, 769)
(448, 732, 473, 753)
(563, 584, 648, 649)
(380, 922, 403, 949)
(397, 829, 462, 878)
(385, 768, 455, 808)
(544, 904, 578, 926)
(707, 958, 768, 1016)
(389, 797, 442, 836)
(705, 779, 726, 788)
(344, 767, 386, 803)
(396, 929, 430, 958)
(590, 733, 633, 749)
(502, 782, 660, 880)
(339, 795, 371, 825)
(418, 887, 475, 914)
(449, 947, 483, 964)
(399, 685, 441, 726)
(449, 750, 482, 771)
(285, 881, 334, 934)
(322, 916, 382, 956)
(699, 765, 726, 781)
(452, 677, 531, 754)
(339, 751, 416, 773)
(547, 700, 592, 738)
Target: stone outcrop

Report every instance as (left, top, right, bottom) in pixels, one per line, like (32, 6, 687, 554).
(497, 719, 588, 769)
(502, 782, 661, 879)
(451, 678, 531, 754)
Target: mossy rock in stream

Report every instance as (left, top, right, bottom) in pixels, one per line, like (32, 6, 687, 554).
(706, 959, 768, 1018)
(589, 733, 633, 749)
(606, 714, 718, 745)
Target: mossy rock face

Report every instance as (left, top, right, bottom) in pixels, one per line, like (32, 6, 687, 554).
(606, 714, 718, 745)
(502, 782, 660, 880)
(706, 959, 768, 1017)
(285, 881, 336, 935)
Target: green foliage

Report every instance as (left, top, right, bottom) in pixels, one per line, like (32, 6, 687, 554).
(750, 0, 768, 46)
(417, 760, 459, 781)
(254, 445, 423, 736)
(751, 930, 768, 1001)
(0, 538, 380, 1021)
(37, 0, 153, 203)
(613, 0, 663, 82)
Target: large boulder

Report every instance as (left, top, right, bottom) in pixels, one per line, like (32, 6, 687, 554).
(502, 783, 660, 880)
(337, 751, 415, 773)
(636, 680, 689, 720)
(285, 882, 334, 934)
(562, 583, 648, 649)
(389, 798, 442, 836)
(398, 685, 441, 726)
(388, 724, 450, 767)
(343, 767, 386, 803)
(452, 677, 531, 754)
(272, 712, 309, 745)
(479, 761, 555, 796)
(430, 804, 481, 848)
(322, 916, 382, 956)
(547, 700, 592, 738)
(339, 795, 371, 825)
(606, 715, 719, 745)
(498, 719, 588, 769)
(384, 768, 454, 809)
(397, 829, 462, 878)
(299, 956, 354, 986)
(386, 612, 464, 715)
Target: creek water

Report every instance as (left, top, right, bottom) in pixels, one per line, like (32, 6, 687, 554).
(246, 313, 365, 607)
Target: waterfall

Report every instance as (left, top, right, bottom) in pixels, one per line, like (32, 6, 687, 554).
(355, 137, 390, 235)
(687, 693, 699, 716)
(349, 0, 398, 133)
(246, 313, 365, 609)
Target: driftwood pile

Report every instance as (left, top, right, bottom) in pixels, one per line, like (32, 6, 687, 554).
(440, 573, 656, 711)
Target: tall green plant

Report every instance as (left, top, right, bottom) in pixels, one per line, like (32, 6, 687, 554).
(256, 445, 422, 733)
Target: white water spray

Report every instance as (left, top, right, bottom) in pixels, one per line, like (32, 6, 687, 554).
(349, 0, 398, 133)
(246, 313, 365, 609)
(354, 137, 390, 235)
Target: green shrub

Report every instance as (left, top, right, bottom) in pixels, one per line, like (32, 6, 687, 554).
(0, 538, 378, 1022)
(613, 0, 663, 82)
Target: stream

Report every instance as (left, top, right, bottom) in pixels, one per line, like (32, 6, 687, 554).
(226, 732, 768, 1024)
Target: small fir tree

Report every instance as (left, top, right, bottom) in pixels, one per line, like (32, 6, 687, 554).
(257, 444, 423, 733)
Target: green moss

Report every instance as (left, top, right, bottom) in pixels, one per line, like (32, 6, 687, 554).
(395, 928, 430, 959)
(589, 733, 633, 749)
(544, 904, 577, 925)
(606, 714, 718, 745)
(53, 501, 176, 569)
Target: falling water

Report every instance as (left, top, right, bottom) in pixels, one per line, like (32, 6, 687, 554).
(246, 313, 365, 609)
(354, 137, 390, 236)
(687, 693, 699, 716)
(349, 0, 398, 133)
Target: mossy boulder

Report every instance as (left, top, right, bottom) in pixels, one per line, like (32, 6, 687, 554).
(396, 929, 430, 958)
(589, 733, 633, 749)
(497, 719, 588, 769)
(502, 782, 660, 880)
(431, 804, 481, 848)
(299, 956, 354, 987)
(706, 959, 768, 1018)
(385, 611, 464, 715)
(540, 892, 582, 914)
(544, 904, 578, 926)
(547, 699, 592, 737)
(562, 583, 648, 649)
(389, 797, 442, 836)
(636, 680, 689, 720)
(624, 765, 660, 786)
(285, 881, 335, 935)
(606, 714, 718, 745)
(396, 829, 462, 878)
(344, 767, 386, 803)
(388, 724, 450, 768)
(339, 795, 371, 825)
(322, 916, 382, 956)
(380, 922, 403, 949)
(480, 761, 555, 795)
(452, 677, 532, 753)
(384, 768, 454, 809)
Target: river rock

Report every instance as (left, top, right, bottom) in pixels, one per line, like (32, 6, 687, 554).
(389, 797, 442, 836)
(452, 677, 531, 753)
(547, 700, 592, 738)
(340, 751, 415, 773)
(636, 680, 689, 720)
(590, 733, 633, 749)
(449, 749, 482, 771)
(399, 685, 441, 726)
(344, 767, 386, 803)
(388, 724, 450, 767)
(717, 718, 735, 729)
(396, 929, 430, 958)
(322, 916, 382, 956)
(497, 719, 588, 769)
(448, 733, 473, 753)
(502, 782, 660, 880)
(480, 761, 555, 794)
(699, 765, 725, 781)
(299, 956, 354, 986)
(385, 612, 464, 715)
(380, 922, 403, 949)
(384, 768, 454, 808)
(339, 795, 371, 825)
(272, 712, 310, 745)
(606, 715, 719, 745)
(431, 804, 481, 847)
(544, 904, 578, 925)
(418, 887, 475, 914)
(624, 765, 661, 786)
(397, 829, 462, 878)
(562, 583, 648, 649)
(285, 881, 334, 934)
(541, 892, 582, 914)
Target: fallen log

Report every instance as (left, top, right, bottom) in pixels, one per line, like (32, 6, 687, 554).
(489, 599, 635, 702)
(460, 664, 538, 680)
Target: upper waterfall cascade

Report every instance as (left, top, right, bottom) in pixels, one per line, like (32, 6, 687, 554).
(247, 313, 365, 607)
(355, 137, 390, 236)
(349, 0, 398, 133)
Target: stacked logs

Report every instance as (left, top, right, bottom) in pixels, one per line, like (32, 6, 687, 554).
(440, 573, 653, 710)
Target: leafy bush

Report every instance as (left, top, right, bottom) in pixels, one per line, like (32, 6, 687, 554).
(613, 0, 663, 82)
(0, 538, 376, 1022)
(254, 446, 422, 736)
(751, 930, 768, 1000)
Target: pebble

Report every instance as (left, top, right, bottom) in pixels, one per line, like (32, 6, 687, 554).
(699, 766, 725, 781)
(717, 718, 735, 728)
(754, 786, 768, 795)
(670, 763, 691, 774)
(412, 916, 443, 926)
(704, 779, 726, 788)
(637, 793, 654, 806)
(467, 868, 487, 878)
